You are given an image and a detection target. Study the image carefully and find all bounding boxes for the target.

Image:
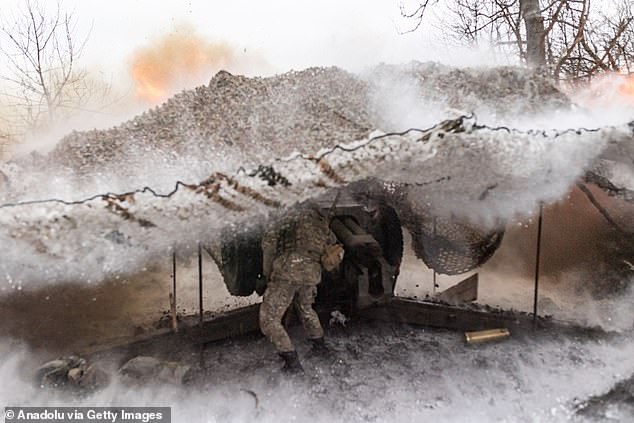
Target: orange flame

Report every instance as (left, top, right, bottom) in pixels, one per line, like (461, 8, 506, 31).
(130, 27, 234, 104)
(617, 73, 634, 101)
(573, 72, 634, 109)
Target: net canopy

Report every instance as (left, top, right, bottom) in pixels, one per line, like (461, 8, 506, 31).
(0, 64, 632, 288)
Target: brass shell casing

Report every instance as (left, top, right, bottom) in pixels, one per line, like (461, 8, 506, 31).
(465, 328, 511, 344)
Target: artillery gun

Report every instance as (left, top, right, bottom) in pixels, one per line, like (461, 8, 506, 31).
(217, 188, 405, 311)
(215, 180, 504, 318)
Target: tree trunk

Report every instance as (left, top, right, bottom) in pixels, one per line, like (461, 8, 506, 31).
(521, 0, 546, 69)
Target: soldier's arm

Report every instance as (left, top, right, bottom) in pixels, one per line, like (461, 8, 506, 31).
(261, 227, 279, 278)
(328, 229, 338, 246)
(321, 227, 344, 272)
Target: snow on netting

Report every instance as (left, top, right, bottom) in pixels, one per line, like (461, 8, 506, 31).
(0, 115, 630, 287)
(0, 64, 632, 288)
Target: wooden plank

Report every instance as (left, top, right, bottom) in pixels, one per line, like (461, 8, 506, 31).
(437, 273, 478, 305)
(83, 304, 261, 358)
(360, 297, 532, 332)
(359, 298, 613, 337)
(191, 304, 261, 345)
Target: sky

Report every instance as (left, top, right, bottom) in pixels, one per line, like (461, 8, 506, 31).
(0, 0, 525, 147)
(69, 0, 433, 74)
(0, 0, 527, 133)
(2, 0, 511, 82)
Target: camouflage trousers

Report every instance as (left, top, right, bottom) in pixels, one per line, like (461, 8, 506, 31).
(259, 279, 324, 353)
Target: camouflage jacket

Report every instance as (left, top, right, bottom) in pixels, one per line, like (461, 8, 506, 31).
(261, 208, 337, 284)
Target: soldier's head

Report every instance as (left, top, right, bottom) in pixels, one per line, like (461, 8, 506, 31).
(290, 201, 328, 226)
(295, 199, 321, 215)
(310, 200, 332, 221)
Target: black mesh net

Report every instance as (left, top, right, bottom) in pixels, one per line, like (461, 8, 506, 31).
(355, 180, 505, 275)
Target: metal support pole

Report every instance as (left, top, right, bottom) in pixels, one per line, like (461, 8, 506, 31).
(198, 243, 204, 334)
(172, 251, 177, 304)
(170, 251, 178, 333)
(533, 203, 544, 326)
(432, 217, 438, 296)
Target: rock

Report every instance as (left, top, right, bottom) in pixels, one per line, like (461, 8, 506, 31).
(119, 356, 192, 385)
(35, 355, 109, 392)
(36, 357, 83, 388)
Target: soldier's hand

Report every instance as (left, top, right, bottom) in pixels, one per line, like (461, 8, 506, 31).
(322, 244, 344, 272)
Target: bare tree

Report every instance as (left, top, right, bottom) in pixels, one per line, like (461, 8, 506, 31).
(0, 114, 15, 158)
(402, 0, 548, 67)
(402, 0, 634, 80)
(400, 1, 441, 33)
(0, 0, 106, 134)
(522, 0, 546, 67)
(552, 0, 634, 80)
(0, 132, 8, 158)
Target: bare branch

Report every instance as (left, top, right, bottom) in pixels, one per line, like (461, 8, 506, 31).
(399, 1, 440, 33)
(0, 0, 107, 139)
(400, 0, 634, 81)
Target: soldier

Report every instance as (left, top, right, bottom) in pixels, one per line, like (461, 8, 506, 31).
(259, 203, 344, 373)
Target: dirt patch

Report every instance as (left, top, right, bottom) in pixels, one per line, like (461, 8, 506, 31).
(0, 255, 257, 355)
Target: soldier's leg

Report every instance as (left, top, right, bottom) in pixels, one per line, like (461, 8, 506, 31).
(259, 279, 297, 352)
(294, 285, 324, 340)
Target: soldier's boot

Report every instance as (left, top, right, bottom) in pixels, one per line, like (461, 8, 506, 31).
(309, 337, 330, 356)
(279, 351, 304, 373)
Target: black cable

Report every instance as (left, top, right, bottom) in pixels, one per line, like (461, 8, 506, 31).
(0, 181, 192, 209)
(0, 116, 618, 211)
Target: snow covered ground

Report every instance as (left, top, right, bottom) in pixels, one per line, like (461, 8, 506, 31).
(1, 317, 633, 422)
(0, 219, 632, 422)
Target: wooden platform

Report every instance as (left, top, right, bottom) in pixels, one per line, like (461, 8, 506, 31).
(84, 297, 610, 360)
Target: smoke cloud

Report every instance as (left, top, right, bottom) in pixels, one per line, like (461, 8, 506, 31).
(129, 25, 236, 104)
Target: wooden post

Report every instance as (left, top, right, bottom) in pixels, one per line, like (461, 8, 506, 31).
(533, 203, 544, 326)
(170, 251, 178, 333)
(198, 243, 204, 335)
(432, 217, 438, 296)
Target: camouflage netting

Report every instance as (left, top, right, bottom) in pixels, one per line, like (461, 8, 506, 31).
(366, 63, 571, 130)
(412, 216, 504, 275)
(34, 62, 571, 179)
(48, 67, 376, 175)
(396, 194, 505, 275)
(586, 168, 634, 203)
(355, 179, 504, 275)
(0, 63, 632, 287)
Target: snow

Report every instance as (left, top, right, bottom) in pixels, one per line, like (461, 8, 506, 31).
(1, 319, 633, 422)
(0, 64, 632, 422)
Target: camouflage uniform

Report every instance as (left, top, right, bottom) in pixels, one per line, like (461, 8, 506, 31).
(259, 207, 337, 353)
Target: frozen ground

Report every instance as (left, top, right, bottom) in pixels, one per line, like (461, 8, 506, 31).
(1, 318, 633, 422)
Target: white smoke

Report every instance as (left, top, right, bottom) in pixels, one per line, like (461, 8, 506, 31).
(0, 61, 632, 423)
